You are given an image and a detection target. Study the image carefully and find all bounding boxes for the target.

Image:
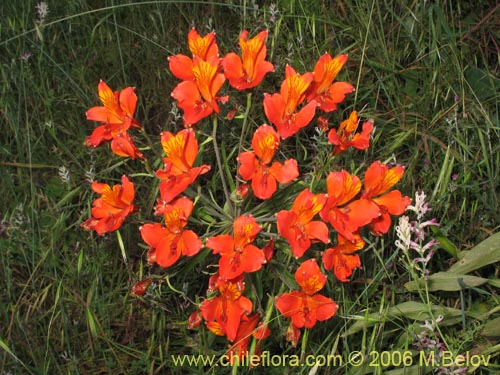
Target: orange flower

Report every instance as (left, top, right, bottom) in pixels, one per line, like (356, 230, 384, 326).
(263, 65, 317, 138)
(327, 111, 373, 154)
(172, 56, 228, 126)
(168, 53, 196, 81)
(206, 215, 265, 280)
(235, 183, 250, 199)
(140, 197, 202, 268)
(156, 129, 211, 203)
(277, 188, 329, 258)
(238, 125, 299, 199)
(362, 161, 412, 235)
(81, 175, 136, 235)
(85, 80, 143, 159)
(306, 53, 354, 112)
(130, 278, 153, 297)
(262, 239, 275, 263)
(222, 30, 274, 90)
(187, 28, 219, 61)
(168, 28, 219, 81)
(168, 29, 227, 126)
(322, 234, 365, 282)
(275, 259, 338, 329)
(187, 310, 203, 329)
(86, 80, 141, 129)
(227, 313, 270, 363)
(109, 132, 144, 160)
(200, 274, 253, 341)
(320, 170, 379, 241)
(316, 116, 329, 132)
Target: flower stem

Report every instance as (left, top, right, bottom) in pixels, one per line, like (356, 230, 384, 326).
(139, 127, 162, 160)
(235, 92, 253, 216)
(212, 115, 234, 217)
(116, 229, 132, 278)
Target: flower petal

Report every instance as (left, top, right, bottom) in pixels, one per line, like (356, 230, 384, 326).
(206, 234, 235, 255)
(168, 54, 195, 81)
(310, 294, 338, 321)
(179, 230, 202, 257)
(252, 168, 277, 200)
(269, 159, 299, 184)
(237, 151, 258, 181)
(295, 259, 327, 295)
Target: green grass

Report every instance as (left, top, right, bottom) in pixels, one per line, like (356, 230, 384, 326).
(1, 0, 499, 374)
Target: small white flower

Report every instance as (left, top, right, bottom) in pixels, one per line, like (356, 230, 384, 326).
(395, 215, 411, 252)
(58, 166, 71, 185)
(406, 191, 431, 220)
(36, 2, 49, 24)
(19, 51, 32, 61)
(84, 166, 95, 183)
(268, 3, 279, 24)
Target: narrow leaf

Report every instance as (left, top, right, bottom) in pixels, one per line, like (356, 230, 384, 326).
(343, 301, 469, 337)
(431, 226, 458, 258)
(448, 232, 500, 274)
(481, 316, 500, 338)
(404, 272, 490, 292)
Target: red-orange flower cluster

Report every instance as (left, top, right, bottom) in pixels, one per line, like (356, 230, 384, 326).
(306, 53, 354, 112)
(275, 259, 337, 345)
(222, 30, 274, 90)
(169, 29, 227, 126)
(263, 53, 353, 139)
(156, 129, 211, 203)
(200, 215, 269, 351)
(206, 215, 265, 280)
(318, 163, 411, 281)
(170, 28, 276, 126)
(322, 234, 364, 282)
(274, 161, 410, 282)
(140, 196, 202, 267)
(328, 111, 373, 154)
(238, 125, 299, 199)
(81, 175, 136, 235)
(320, 170, 379, 242)
(82, 26, 414, 358)
(277, 188, 329, 258)
(361, 161, 412, 235)
(264, 65, 317, 139)
(138, 128, 209, 269)
(85, 81, 143, 159)
(200, 273, 253, 341)
(227, 313, 270, 363)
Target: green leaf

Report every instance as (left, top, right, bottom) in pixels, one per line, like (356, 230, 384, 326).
(481, 316, 500, 338)
(404, 272, 490, 292)
(87, 308, 98, 337)
(465, 67, 500, 103)
(431, 226, 458, 258)
(77, 248, 84, 275)
(0, 337, 33, 373)
(448, 232, 500, 274)
(343, 301, 467, 337)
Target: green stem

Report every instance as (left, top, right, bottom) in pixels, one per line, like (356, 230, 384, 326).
(300, 328, 309, 362)
(139, 127, 162, 160)
(212, 115, 234, 217)
(235, 92, 253, 216)
(196, 190, 232, 221)
(239, 92, 253, 156)
(115, 229, 132, 278)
